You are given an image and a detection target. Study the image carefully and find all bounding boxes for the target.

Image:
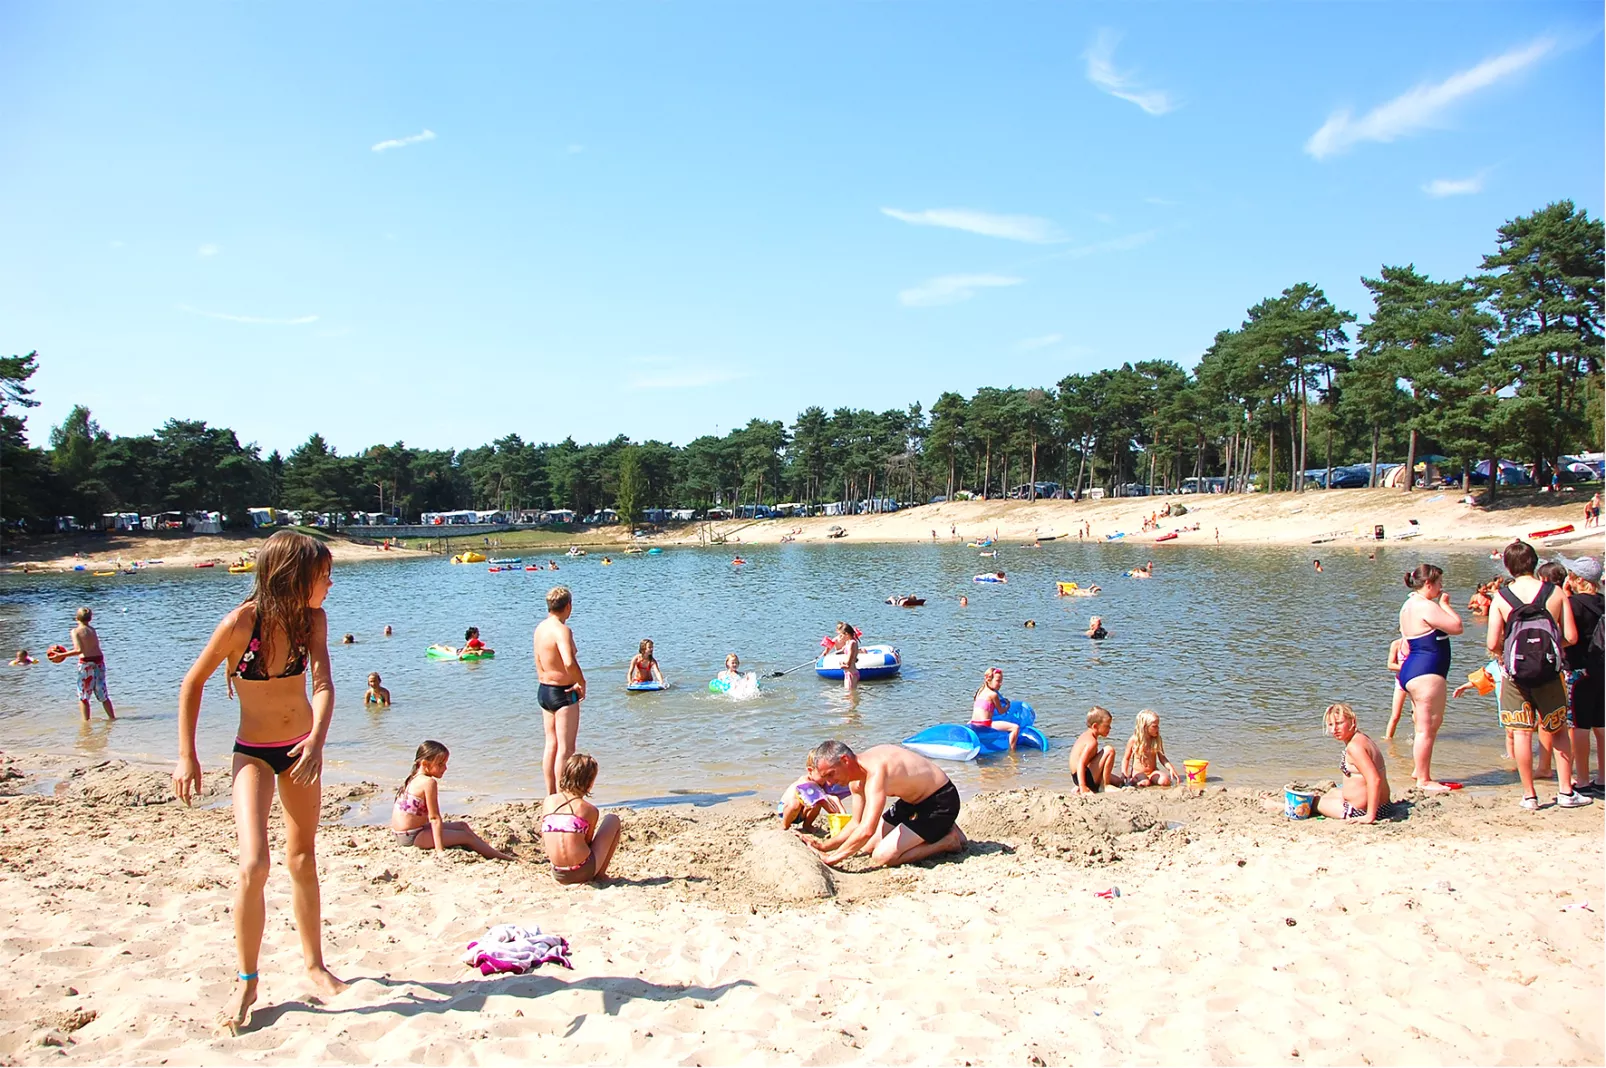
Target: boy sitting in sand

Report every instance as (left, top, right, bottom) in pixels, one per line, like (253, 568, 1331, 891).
(365, 672, 391, 706)
(1069, 707, 1121, 792)
(779, 747, 852, 830)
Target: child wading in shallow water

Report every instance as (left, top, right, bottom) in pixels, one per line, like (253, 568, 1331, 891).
(172, 529, 347, 1035)
(365, 672, 391, 706)
(391, 741, 512, 859)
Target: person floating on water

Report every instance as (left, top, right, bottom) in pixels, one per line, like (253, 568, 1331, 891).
(1314, 560, 1324, 573)
(172, 528, 346, 1034)
(341, 633, 356, 644)
(1086, 616, 1108, 640)
(383, 625, 393, 637)
(969, 668, 1019, 751)
(534, 587, 586, 797)
(10, 649, 36, 666)
(628, 639, 666, 686)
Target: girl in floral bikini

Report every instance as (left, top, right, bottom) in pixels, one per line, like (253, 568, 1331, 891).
(172, 529, 346, 1035)
(391, 740, 512, 858)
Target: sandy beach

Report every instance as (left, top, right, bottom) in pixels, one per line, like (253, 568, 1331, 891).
(2, 531, 430, 573)
(0, 752, 1599, 1066)
(684, 489, 1605, 552)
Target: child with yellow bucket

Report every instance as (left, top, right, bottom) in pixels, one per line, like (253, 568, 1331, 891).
(778, 748, 852, 831)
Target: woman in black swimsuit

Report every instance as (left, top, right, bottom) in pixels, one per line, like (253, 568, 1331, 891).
(172, 530, 346, 1035)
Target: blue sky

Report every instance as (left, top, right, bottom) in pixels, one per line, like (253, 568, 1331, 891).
(3, 3, 1601, 456)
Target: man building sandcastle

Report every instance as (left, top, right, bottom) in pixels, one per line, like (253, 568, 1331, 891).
(800, 740, 966, 867)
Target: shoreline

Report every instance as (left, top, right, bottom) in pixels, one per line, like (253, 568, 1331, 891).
(0, 529, 431, 574)
(0, 749, 1599, 1064)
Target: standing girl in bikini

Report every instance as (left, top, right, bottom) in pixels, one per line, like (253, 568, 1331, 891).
(172, 530, 347, 1034)
(833, 622, 861, 694)
(1397, 563, 1464, 792)
(541, 752, 621, 885)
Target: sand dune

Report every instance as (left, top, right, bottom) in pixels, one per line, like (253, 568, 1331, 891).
(0, 754, 1600, 1065)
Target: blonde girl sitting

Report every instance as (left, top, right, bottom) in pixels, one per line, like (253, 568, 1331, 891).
(391, 741, 513, 859)
(1120, 709, 1179, 786)
(1314, 702, 1390, 824)
(542, 752, 622, 885)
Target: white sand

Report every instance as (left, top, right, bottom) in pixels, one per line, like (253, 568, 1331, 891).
(0, 756, 1600, 1065)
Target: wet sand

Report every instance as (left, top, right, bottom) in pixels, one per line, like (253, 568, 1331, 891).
(0, 752, 1600, 1065)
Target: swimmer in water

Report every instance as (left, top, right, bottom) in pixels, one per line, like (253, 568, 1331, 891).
(628, 639, 666, 686)
(959, 596, 969, 607)
(1086, 616, 1108, 640)
(1314, 560, 1324, 573)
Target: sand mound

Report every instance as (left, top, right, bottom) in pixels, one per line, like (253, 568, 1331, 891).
(746, 827, 834, 900)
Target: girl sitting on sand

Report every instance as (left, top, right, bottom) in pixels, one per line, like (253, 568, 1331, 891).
(1313, 702, 1390, 824)
(1120, 709, 1179, 786)
(172, 529, 346, 1034)
(391, 741, 511, 859)
(628, 639, 666, 686)
(969, 668, 1019, 751)
(542, 752, 621, 885)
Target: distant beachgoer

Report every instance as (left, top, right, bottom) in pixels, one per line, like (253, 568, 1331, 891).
(959, 596, 969, 607)
(628, 638, 665, 686)
(1069, 706, 1120, 792)
(172, 529, 346, 1034)
(833, 622, 860, 693)
(969, 668, 1019, 751)
(391, 741, 511, 859)
(542, 753, 621, 884)
(1121, 709, 1178, 787)
(803, 740, 965, 867)
(1398, 564, 1464, 792)
(1559, 555, 1604, 797)
(779, 746, 851, 830)
(463, 627, 485, 651)
(1313, 703, 1390, 823)
(1486, 540, 1585, 810)
(383, 625, 393, 637)
(1086, 616, 1107, 640)
(341, 633, 355, 645)
(548, 560, 559, 570)
(1586, 493, 1601, 529)
(1023, 619, 1036, 628)
(365, 672, 391, 706)
(66, 607, 115, 721)
(10, 649, 35, 666)
(1384, 638, 1409, 740)
(535, 587, 586, 796)
(1313, 560, 1323, 573)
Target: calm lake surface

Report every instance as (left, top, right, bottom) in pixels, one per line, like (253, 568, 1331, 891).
(0, 540, 1521, 810)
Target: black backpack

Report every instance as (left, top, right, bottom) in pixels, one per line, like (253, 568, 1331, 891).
(1499, 582, 1563, 686)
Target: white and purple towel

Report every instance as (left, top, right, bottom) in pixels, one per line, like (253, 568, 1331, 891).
(464, 923, 573, 975)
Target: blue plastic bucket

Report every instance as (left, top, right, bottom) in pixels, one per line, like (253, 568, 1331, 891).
(1284, 787, 1317, 820)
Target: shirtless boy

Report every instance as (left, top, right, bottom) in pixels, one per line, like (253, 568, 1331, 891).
(534, 586, 586, 795)
(1069, 706, 1120, 792)
(803, 740, 966, 867)
(68, 607, 115, 721)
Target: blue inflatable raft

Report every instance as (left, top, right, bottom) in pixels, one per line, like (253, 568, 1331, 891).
(627, 680, 667, 692)
(903, 702, 1048, 761)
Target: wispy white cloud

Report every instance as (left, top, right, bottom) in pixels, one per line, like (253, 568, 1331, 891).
(1423, 174, 1486, 197)
(1143, 196, 1177, 207)
(1049, 229, 1158, 260)
(898, 274, 1023, 308)
(371, 129, 436, 153)
(197, 244, 220, 258)
(1017, 334, 1064, 351)
(1085, 30, 1176, 116)
(178, 304, 318, 326)
(881, 207, 1061, 244)
(566, 144, 585, 155)
(625, 356, 746, 390)
(1305, 38, 1552, 159)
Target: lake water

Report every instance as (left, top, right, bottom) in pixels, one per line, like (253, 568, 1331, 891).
(0, 540, 1522, 809)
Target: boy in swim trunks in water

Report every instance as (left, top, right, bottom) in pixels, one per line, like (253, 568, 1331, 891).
(67, 607, 115, 721)
(534, 587, 586, 796)
(1069, 706, 1120, 792)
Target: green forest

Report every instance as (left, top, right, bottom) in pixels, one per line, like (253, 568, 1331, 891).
(2, 201, 1600, 532)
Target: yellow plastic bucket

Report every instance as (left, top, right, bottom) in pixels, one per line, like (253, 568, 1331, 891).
(1184, 760, 1208, 787)
(826, 813, 852, 836)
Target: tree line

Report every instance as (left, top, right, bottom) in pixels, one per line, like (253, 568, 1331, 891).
(2, 201, 1600, 534)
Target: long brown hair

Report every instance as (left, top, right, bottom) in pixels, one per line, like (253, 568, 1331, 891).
(243, 530, 331, 672)
(400, 740, 449, 795)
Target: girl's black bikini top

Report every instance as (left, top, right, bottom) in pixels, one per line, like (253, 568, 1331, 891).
(234, 614, 308, 680)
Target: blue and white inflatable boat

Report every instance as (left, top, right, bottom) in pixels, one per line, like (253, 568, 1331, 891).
(903, 702, 1048, 761)
(815, 644, 901, 680)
